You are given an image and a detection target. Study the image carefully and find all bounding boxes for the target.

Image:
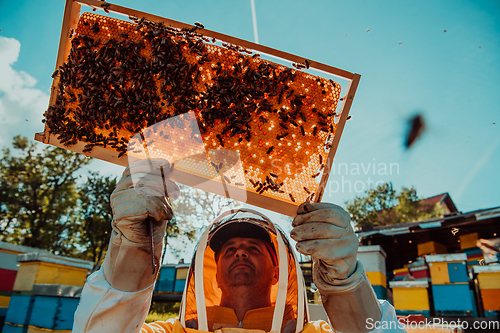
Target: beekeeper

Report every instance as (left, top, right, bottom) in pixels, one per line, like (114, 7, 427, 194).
(73, 160, 403, 333)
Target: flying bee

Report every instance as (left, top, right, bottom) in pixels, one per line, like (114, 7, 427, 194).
(405, 114, 425, 149)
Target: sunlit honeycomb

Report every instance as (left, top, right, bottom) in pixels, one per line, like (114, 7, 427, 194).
(44, 12, 343, 206)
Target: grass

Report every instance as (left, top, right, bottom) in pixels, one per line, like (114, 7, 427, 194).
(145, 311, 178, 323)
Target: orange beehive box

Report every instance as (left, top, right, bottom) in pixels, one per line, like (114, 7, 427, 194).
(36, 0, 360, 216)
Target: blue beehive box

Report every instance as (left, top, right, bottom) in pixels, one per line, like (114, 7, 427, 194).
(2, 284, 81, 333)
(174, 279, 186, 293)
(372, 285, 387, 300)
(29, 295, 80, 330)
(155, 265, 177, 293)
(4, 295, 34, 327)
(431, 284, 474, 314)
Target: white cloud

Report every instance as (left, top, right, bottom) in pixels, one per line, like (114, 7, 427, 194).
(0, 36, 49, 147)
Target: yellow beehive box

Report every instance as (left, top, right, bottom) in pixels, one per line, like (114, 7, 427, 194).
(418, 241, 447, 256)
(477, 272, 500, 289)
(12, 253, 92, 292)
(175, 265, 190, 280)
(366, 271, 387, 286)
(426, 253, 469, 285)
(473, 265, 500, 290)
(389, 280, 430, 311)
(460, 233, 478, 250)
(427, 262, 449, 285)
(0, 294, 10, 308)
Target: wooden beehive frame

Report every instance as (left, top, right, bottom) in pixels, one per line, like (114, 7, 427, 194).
(35, 0, 360, 216)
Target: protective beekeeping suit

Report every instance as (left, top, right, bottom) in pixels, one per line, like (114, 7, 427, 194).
(73, 160, 404, 333)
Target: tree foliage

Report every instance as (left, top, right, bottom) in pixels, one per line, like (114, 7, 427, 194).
(166, 184, 241, 259)
(345, 182, 442, 228)
(0, 136, 90, 255)
(76, 172, 116, 270)
(0, 136, 241, 263)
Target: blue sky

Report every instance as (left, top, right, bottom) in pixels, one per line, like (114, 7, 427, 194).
(0, 0, 498, 232)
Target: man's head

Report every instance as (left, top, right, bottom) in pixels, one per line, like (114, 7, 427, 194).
(209, 220, 279, 293)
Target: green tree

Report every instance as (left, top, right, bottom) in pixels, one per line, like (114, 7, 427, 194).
(165, 184, 241, 260)
(345, 182, 442, 228)
(0, 136, 91, 255)
(76, 172, 116, 271)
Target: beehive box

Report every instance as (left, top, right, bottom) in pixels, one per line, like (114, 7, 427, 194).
(408, 259, 430, 280)
(459, 232, 478, 250)
(473, 265, 500, 313)
(388, 280, 430, 316)
(358, 245, 388, 299)
(393, 267, 410, 281)
(3, 285, 82, 333)
(431, 284, 475, 315)
(35, 0, 360, 217)
(426, 253, 468, 285)
(0, 242, 52, 293)
(417, 241, 447, 256)
(12, 253, 92, 292)
(0, 293, 10, 317)
(174, 264, 190, 293)
(358, 245, 387, 275)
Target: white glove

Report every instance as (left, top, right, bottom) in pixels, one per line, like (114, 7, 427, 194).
(291, 202, 358, 283)
(291, 202, 382, 333)
(103, 159, 179, 292)
(110, 159, 179, 247)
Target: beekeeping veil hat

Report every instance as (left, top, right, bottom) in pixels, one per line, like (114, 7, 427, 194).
(179, 208, 309, 333)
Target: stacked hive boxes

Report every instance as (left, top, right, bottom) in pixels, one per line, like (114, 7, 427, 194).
(392, 267, 410, 281)
(2, 252, 92, 333)
(357, 245, 388, 300)
(154, 263, 190, 294)
(0, 243, 52, 328)
(389, 258, 431, 316)
(426, 253, 476, 316)
(460, 233, 484, 266)
(155, 264, 177, 293)
(472, 265, 500, 317)
(408, 258, 430, 280)
(389, 280, 431, 317)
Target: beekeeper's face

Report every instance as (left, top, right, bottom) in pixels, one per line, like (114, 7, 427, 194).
(216, 237, 278, 291)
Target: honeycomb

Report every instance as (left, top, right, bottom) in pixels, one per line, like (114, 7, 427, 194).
(44, 12, 345, 210)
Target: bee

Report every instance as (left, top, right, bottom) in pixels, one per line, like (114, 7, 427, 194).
(304, 59, 310, 69)
(312, 126, 318, 136)
(405, 114, 425, 149)
(194, 21, 205, 29)
(289, 193, 295, 202)
(266, 146, 274, 154)
(269, 172, 278, 178)
(304, 187, 311, 194)
(91, 22, 100, 33)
